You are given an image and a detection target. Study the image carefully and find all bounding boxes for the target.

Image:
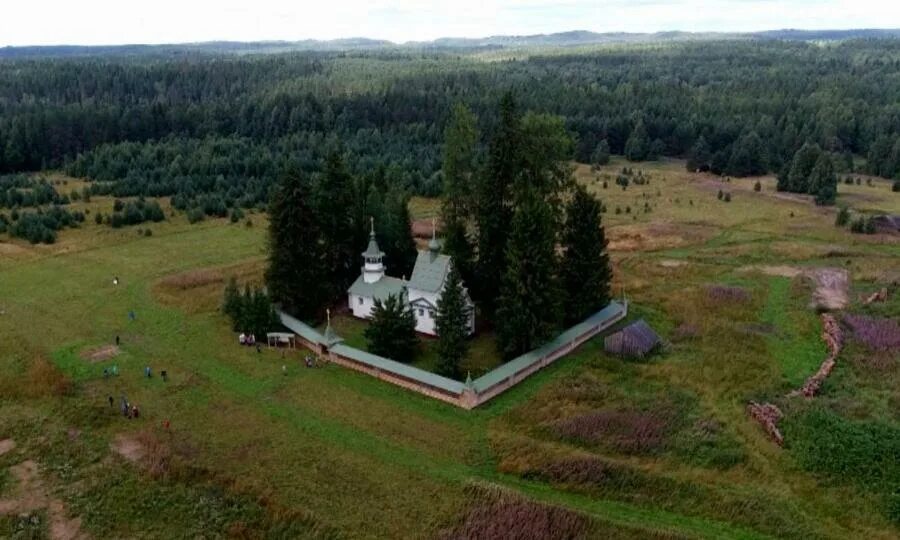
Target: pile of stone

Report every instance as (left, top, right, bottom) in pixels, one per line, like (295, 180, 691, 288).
(861, 287, 888, 305)
(790, 314, 843, 398)
(747, 401, 784, 446)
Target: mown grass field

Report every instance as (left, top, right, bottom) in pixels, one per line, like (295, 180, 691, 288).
(1, 159, 898, 539)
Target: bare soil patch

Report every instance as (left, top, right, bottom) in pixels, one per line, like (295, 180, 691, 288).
(0, 459, 87, 539)
(608, 222, 712, 252)
(807, 268, 849, 311)
(659, 259, 688, 268)
(740, 265, 849, 310)
(79, 345, 119, 363)
(0, 439, 15, 456)
(111, 433, 146, 464)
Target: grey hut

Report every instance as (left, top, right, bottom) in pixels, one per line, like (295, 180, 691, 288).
(604, 319, 661, 358)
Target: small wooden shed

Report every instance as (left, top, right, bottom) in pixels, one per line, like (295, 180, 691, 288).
(604, 319, 661, 358)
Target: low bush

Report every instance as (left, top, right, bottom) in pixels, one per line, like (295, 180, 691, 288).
(783, 407, 900, 523)
(553, 408, 674, 454)
(842, 314, 900, 351)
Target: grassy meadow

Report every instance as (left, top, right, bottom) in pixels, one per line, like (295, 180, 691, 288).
(0, 159, 898, 539)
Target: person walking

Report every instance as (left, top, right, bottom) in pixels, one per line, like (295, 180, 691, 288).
(108, 395, 114, 408)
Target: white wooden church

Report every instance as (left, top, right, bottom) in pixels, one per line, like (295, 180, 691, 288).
(347, 222, 475, 336)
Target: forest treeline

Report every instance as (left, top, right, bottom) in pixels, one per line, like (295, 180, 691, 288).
(1, 39, 899, 215)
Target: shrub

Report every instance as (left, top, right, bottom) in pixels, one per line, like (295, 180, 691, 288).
(893, 180, 900, 192)
(438, 484, 590, 540)
(783, 408, 900, 523)
(842, 314, 900, 351)
(705, 284, 750, 303)
(754, 180, 761, 192)
(717, 189, 723, 200)
(553, 409, 674, 454)
(723, 192, 731, 202)
(850, 216, 877, 234)
(835, 206, 850, 227)
(187, 208, 205, 224)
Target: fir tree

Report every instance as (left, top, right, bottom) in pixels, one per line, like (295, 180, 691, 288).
(442, 217, 474, 286)
(560, 186, 611, 325)
(222, 276, 242, 330)
(364, 292, 418, 363)
(495, 189, 561, 359)
(435, 264, 471, 379)
(441, 103, 478, 285)
(265, 168, 327, 321)
(687, 136, 712, 172)
(835, 206, 850, 227)
(591, 139, 611, 167)
(441, 103, 479, 223)
(381, 188, 417, 277)
(726, 131, 767, 177)
(624, 119, 649, 162)
(782, 141, 822, 193)
(315, 150, 357, 301)
(476, 92, 520, 314)
(809, 153, 838, 206)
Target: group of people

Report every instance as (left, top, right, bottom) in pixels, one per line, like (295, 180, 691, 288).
(110, 395, 139, 419)
(238, 333, 257, 346)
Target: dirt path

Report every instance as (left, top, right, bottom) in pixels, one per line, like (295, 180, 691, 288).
(0, 451, 88, 540)
(80, 344, 120, 363)
(741, 265, 849, 310)
(0, 438, 15, 456)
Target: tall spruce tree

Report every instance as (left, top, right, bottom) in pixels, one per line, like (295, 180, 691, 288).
(315, 150, 357, 301)
(476, 92, 521, 314)
(381, 188, 417, 277)
(495, 189, 562, 359)
(726, 131, 767, 177)
(686, 136, 712, 172)
(435, 264, 470, 379)
(442, 103, 479, 223)
(809, 153, 838, 206)
(222, 276, 242, 330)
(624, 119, 649, 162)
(518, 112, 574, 212)
(591, 139, 611, 167)
(561, 186, 612, 325)
(364, 292, 418, 363)
(265, 168, 327, 321)
(781, 141, 822, 193)
(441, 103, 479, 284)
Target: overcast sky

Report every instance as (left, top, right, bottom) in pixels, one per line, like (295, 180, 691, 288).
(1, 0, 898, 46)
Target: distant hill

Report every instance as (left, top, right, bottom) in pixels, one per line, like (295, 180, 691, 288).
(2, 29, 899, 58)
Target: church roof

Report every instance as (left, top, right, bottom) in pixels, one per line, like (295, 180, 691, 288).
(408, 250, 452, 293)
(362, 232, 384, 258)
(348, 274, 405, 301)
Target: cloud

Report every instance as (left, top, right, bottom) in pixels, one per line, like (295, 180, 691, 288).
(0, 0, 897, 46)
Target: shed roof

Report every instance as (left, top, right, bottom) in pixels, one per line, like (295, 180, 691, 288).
(408, 250, 451, 293)
(348, 275, 405, 301)
(604, 319, 661, 358)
